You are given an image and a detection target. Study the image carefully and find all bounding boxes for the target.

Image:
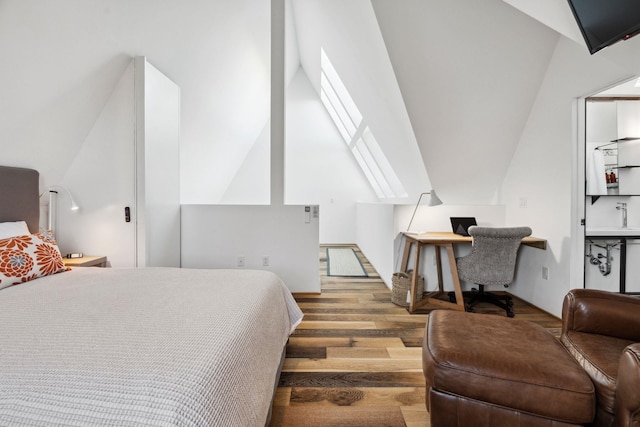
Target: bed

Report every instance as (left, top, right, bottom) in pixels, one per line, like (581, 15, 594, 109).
(0, 165, 303, 426)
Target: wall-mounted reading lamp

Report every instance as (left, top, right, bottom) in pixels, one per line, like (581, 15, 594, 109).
(406, 190, 443, 232)
(48, 185, 79, 233)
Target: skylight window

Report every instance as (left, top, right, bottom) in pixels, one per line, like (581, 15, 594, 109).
(354, 138, 394, 198)
(320, 48, 406, 199)
(321, 85, 354, 142)
(351, 143, 386, 198)
(360, 128, 407, 198)
(320, 49, 362, 128)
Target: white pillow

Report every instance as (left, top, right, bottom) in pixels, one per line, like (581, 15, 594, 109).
(0, 221, 30, 239)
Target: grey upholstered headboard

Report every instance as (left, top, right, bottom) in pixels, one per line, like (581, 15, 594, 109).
(0, 166, 40, 233)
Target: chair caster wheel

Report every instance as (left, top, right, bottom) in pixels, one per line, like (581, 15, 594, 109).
(507, 311, 515, 318)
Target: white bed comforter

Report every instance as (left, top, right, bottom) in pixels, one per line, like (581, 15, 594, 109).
(0, 267, 302, 427)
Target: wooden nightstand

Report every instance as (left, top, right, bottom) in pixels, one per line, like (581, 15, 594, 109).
(63, 256, 107, 268)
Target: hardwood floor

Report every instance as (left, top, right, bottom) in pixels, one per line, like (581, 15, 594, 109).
(269, 245, 562, 427)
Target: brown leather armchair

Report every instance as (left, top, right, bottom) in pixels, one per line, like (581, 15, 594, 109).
(561, 289, 640, 427)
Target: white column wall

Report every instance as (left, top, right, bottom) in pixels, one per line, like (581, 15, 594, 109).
(135, 57, 181, 267)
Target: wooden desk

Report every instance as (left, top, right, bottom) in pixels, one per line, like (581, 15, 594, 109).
(400, 232, 547, 313)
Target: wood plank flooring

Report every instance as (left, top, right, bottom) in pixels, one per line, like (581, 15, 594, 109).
(269, 244, 562, 427)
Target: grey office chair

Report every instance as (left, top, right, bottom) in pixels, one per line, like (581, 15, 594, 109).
(449, 226, 532, 317)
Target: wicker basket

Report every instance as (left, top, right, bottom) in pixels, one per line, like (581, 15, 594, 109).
(391, 271, 424, 307)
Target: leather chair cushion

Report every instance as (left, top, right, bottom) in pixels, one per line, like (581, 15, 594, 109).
(424, 310, 595, 424)
(561, 331, 633, 415)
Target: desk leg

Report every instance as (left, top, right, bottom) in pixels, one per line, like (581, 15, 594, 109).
(435, 246, 443, 292)
(409, 242, 422, 312)
(400, 240, 413, 273)
(410, 243, 465, 313)
(445, 244, 465, 311)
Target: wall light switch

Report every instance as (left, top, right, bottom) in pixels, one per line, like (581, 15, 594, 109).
(542, 266, 549, 280)
(304, 206, 311, 223)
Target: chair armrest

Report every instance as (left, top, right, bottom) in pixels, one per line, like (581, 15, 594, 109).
(562, 289, 640, 341)
(615, 343, 640, 426)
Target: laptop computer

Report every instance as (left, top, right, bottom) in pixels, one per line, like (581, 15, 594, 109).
(450, 217, 477, 236)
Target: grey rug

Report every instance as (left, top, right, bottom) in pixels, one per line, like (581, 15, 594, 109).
(326, 247, 368, 277)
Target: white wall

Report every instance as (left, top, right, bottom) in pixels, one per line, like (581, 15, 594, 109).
(181, 204, 320, 292)
(220, 121, 271, 205)
(0, 0, 133, 189)
(355, 203, 395, 287)
(57, 62, 136, 267)
(502, 36, 639, 316)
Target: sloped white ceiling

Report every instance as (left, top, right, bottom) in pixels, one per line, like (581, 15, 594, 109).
(290, 0, 431, 200)
(372, 0, 560, 204)
(0, 0, 270, 202)
(501, 0, 584, 46)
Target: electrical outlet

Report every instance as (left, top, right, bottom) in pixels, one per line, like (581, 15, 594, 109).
(262, 256, 270, 267)
(237, 256, 245, 268)
(542, 266, 549, 280)
(519, 198, 528, 208)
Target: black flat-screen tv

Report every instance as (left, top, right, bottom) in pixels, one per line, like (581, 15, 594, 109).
(567, 0, 640, 54)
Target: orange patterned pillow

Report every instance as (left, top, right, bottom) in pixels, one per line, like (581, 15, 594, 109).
(0, 230, 69, 290)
